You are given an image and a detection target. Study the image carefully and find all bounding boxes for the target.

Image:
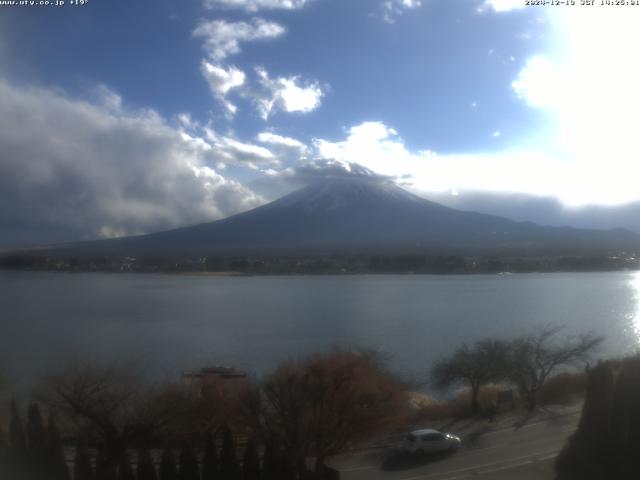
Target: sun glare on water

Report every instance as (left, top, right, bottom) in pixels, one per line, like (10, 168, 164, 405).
(627, 272, 640, 347)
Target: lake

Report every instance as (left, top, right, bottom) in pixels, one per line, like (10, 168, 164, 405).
(1, 271, 639, 391)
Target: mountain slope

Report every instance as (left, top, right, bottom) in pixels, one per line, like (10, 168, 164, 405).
(66, 178, 640, 256)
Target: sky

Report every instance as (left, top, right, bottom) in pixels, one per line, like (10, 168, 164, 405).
(1, 0, 640, 245)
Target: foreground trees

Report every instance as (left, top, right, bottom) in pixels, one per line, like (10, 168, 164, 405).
(556, 355, 640, 479)
(1, 402, 70, 480)
(38, 364, 201, 473)
(506, 326, 602, 411)
(431, 326, 602, 413)
(0, 332, 603, 479)
(242, 349, 406, 478)
(2, 350, 396, 480)
(431, 339, 509, 414)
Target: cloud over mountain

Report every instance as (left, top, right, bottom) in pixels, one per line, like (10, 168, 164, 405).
(0, 80, 262, 246)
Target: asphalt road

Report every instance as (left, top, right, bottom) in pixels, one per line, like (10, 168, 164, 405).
(330, 409, 580, 480)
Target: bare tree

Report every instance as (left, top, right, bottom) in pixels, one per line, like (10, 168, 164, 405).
(37, 363, 198, 471)
(242, 349, 406, 478)
(431, 339, 510, 414)
(507, 326, 603, 411)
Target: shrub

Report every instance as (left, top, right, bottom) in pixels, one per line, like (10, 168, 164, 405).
(539, 372, 586, 406)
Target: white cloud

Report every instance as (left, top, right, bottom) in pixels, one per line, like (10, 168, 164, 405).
(182, 124, 279, 168)
(0, 80, 263, 245)
(203, 0, 311, 11)
(215, 136, 278, 166)
(310, 120, 640, 206)
(510, 6, 640, 205)
(193, 18, 285, 61)
(200, 61, 246, 115)
(257, 131, 309, 152)
(313, 122, 415, 178)
(511, 56, 558, 108)
(381, 0, 422, 23)
(479, 0, 525, 13)
(254, 67, 323, 119)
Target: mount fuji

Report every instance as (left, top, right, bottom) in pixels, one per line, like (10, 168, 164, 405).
(62, 178, 640, 256)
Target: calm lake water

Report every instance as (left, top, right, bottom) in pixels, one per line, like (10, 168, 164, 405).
(1, 271, 640, 389)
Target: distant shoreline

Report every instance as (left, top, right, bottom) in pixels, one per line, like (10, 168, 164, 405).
(2, 250, 639, 276)
(179, 271, 247, 277)
(2, 267, 639, 278)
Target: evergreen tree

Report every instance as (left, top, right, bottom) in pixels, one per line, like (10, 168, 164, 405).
(27, 403, 48, 469)
(9, 399, 27, 460)
(136, 447, 157, 480)
(0, 423, 9, 478)
(178, 442, 199, 480)
(241, 439, 260, 480)
(220, 425, 239, 480)
(260, 444, 278, 480)
(96, 448, 118, 480)
(201, 433, 219, 480)
(159, 448, 178, 480)
(117, 451, 135, 480)
(74, 442, 95, 480)
(276, 452, 294, 480)
(555, 357, 640, 479)
(47, 412, 71, 480)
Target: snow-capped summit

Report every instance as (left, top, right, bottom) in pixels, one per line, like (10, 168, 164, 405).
(264, 177, 428, 214)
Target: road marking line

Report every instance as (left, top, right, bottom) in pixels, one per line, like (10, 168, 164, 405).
(339, 440, 566, 474)
(338, 423, 575, 476)
(340, 465, 377, 472)
(463, 428, 573, 453)
(475, 453, 558, 476)
(482, 414, 579, 436)
(397, 448, 560, 480)
(463, 442, 507, 453)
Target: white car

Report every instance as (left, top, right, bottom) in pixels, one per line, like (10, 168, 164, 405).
(397, 428, 461, 455)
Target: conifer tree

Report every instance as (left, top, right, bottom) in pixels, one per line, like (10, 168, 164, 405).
(9, 399, 27, 460)
(0, 423, 6, 456)
(201, 432, 219, 480)
(260, 444, 278, 480)
(220, 425, 239, 480)
(178, 442, 199, 480)
(0, 423, 9, 478)
(276, 452, 294, 480)
(96, 448, 118, 480)
(117, 451, 135, 480)
(241, 439, 260, 480)
(159, 448, 178, 480)
(27, 403, 48, 468)
(74, 442, 95, 480)
(47, 412, 71, 480)
(136, 447, 157, 480)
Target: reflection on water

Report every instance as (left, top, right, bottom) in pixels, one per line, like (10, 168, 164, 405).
(2, 270, 640, 389)
(627, 271, 640, 347)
